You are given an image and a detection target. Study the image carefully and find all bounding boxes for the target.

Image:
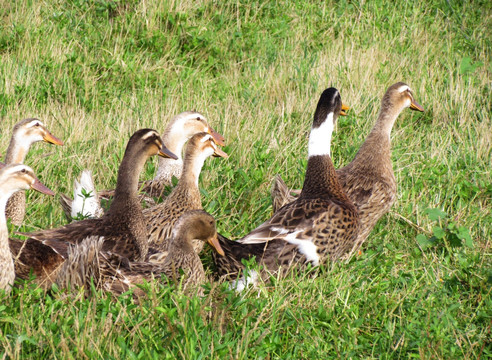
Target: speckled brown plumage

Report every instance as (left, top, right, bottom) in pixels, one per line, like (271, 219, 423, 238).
(56, 210, 224, 296)
(213, 88, 359, 280)
(10, 129, 176, 287)
(144, 132, 228, 259)
(4, 118, 63, 225)
(271, 82, 424, 259)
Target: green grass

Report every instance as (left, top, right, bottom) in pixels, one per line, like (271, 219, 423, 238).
(1, 0, 491, 358)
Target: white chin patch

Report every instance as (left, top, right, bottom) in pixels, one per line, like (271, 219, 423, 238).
(397, 85, 410, 93)
(308, 112, 334, 157)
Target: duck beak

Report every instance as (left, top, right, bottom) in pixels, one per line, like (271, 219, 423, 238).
(207, 233, 225, 256)
(340, 103, 350, 116)
(31, 178, 55, 196)
(410, 100, 424, 112)
(213, 147, 229, 158)
(158, 145, 179, 160)
(43, 131, 64, 146)
(208, 126, 225, 146)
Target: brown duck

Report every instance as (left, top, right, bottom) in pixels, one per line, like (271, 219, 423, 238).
(4, 118, 63, 225)
(56, 210, 225, 296)
(213, 87, 359, 284)
(10, 129, 177, 287)
(271, 82, 424, 259)
(0, 163, 54, 292)
(144, 132, 228, 261)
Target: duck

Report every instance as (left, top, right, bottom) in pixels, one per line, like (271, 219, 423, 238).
(3, 118, 63, 225)
(9, 129, 178, 287)
(56, 210, 225, 296)
(270, 82, 424, 259)
(61, 111, 226, 219)
(144, 132, 228, 260)
(0, 163, 54, 292)
(212, 87, 359, 281)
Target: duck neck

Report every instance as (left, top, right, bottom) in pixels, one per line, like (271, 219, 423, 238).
(5, 134, 33, 164)
(155, 127, 185, 178)
(178, 150, 207, 189)
(350, 102, 403, 168)
(109, 150, 148, 214)
(370, 103, 401, 141)
(300, 119, 348, 201)
(0, 190, 16, 291)
(300, 155, 348, 202)
(169, 233, 195, 257)
(0, 194, 10, 243)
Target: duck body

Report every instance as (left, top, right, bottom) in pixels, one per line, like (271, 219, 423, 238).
(271, 82, 424, 259)
(213, 88, 359, 279)
(4, 118, 63, 225)
(56, 210, 224, 296)
(10, 129, 177, 287)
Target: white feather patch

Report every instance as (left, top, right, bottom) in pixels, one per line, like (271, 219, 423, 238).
(308, 112, 334, 157)
(141, 130, 158, 140)
(230, 270, 258, 292)
(71, 170, 103, 218)
(283, 231, 320, 266)
(26, 120, 43, 128)
(200, 134, 213, 143)
(397, 85, 410, 93)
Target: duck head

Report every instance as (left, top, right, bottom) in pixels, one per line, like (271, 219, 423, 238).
(384, 82, 424, 113)
(163, 111, 225, 157)
(172, 210, 225, 256)
(0, 164, 55, 199)
(13, 118, 64, 147)
(129, 129, 178, 160)
(308, 87, 348, 157)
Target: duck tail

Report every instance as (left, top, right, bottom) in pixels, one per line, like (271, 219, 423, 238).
(271, 174, 298, 213)
(69, 170, 104, 220)
(212, 233, 269, 279)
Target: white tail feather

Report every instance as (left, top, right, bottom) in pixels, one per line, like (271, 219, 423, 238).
(71, 170, 104, 219)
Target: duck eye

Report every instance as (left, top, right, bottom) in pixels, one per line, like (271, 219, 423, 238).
(20, 168, 26, 173)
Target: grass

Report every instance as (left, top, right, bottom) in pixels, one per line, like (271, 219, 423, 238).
(0, 0, 491, 358)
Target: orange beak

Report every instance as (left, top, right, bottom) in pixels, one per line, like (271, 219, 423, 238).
(207, 233, 225, 256)
(208, 126, 225, 146)
(213, 146, 229, 158)
(340, 103, 350, 116)
(43, 131, 64, 146)
(410, 100, 424, 112)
